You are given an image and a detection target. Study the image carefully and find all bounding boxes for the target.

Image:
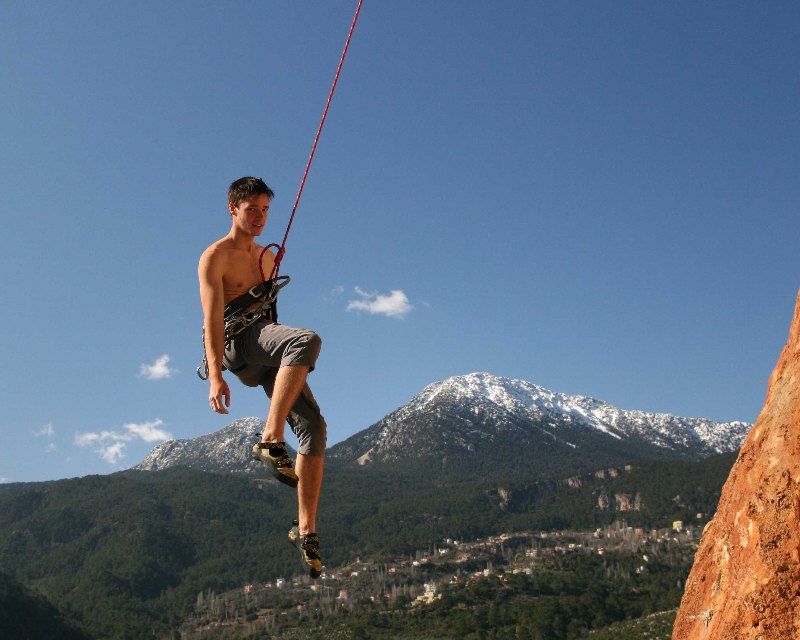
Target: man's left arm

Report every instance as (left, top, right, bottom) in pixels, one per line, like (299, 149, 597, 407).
(198, 249, 231, 414)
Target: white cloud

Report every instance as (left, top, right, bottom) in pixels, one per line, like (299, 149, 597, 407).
(34, 423, 55, 437)
(323, 285, 345, 304)
(73, 432, 100, 446)
(101, 443, 127, 464)
(139, 354, 178, 380)
(74, 430, 125, 447)
(45, 443, 57, 453)
(124, 419, 172, 442)
(347, 287, 413, 319)
(74, 419, 172, 465)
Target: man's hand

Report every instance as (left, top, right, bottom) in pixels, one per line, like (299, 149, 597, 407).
(209, 377, 231, 414)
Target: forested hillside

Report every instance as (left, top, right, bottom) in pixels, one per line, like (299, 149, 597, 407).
(0, 570, 91, 640)
(0, 452, 736, 638)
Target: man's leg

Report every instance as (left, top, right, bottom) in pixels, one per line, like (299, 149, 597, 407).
(283, 385, 327, 578)
(292, 452, 325, 577)
(245, 323, 324, 495)
(296, 452, 324, 534)
(260, 364, 310, 443)
(252, 365, 312, 487)
(282, 383, 327, 577)
(242, 322, 322, 445)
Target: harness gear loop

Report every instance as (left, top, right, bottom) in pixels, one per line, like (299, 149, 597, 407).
(269, 0, 364, 281)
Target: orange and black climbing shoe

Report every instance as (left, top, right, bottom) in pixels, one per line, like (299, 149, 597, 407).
(252, 441, 298, 488)
(289, 522, 323, 579)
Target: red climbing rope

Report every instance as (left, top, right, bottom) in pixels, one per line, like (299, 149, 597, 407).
(264, 0, 364, 282)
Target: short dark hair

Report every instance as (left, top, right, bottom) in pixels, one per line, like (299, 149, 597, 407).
(228, 177, 274, 207)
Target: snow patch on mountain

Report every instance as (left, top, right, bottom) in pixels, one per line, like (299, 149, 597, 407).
(134, 373, 751, 474)
(360, 372, 750, 457)
(133, 417, 269, 475)
(412, 373, 752, 453)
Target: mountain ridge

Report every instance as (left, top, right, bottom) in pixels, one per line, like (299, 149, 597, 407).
(330, 373, 750, 466)
(136, 416, 270, 475)
(134, 372, 750, 478)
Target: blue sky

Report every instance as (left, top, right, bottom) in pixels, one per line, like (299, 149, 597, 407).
(2, 1, 798, 483)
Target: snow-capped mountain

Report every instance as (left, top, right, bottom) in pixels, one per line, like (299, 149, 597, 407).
(134, 373, 751, 478)
(134, 417, 272, 475)
(327, 372, 750, 472)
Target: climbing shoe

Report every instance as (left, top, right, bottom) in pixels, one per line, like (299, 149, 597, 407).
(252, 441, 298, 488)
(288, 521, 323, 579)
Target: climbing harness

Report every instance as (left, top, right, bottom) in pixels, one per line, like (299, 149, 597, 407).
(224, 276, 290, 336)
(197, 275, 291, 380)
(197, 1, 363, 381)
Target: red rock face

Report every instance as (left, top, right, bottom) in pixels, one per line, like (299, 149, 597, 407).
(673, 292, 800, 639)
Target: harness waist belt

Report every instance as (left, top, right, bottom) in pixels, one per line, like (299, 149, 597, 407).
(224, 280, 276, 318)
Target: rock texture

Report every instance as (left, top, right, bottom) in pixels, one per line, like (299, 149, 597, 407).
(673, 293, 800, 639)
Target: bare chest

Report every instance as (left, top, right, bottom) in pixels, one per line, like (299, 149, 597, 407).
(222, 250, 267, 302)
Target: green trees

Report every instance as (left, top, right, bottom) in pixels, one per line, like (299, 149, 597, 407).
(0, 451, 734, 639)
(277, 550, 688, 640)
(0, 570, 91, 640)
(0, 469, 297, 639)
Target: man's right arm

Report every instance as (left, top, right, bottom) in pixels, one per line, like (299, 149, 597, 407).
(198, 249, 230, 413)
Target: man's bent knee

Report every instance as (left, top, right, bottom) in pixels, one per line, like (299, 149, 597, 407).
(294, 416, 327, 457)
(281, 330, 322, 371)
(289, 400, 327, 458)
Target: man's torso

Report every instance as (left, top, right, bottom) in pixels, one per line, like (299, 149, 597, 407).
(207, 239, 275, 305)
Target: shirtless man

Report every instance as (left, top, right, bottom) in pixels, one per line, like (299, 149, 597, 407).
(198, 176, 326, 577)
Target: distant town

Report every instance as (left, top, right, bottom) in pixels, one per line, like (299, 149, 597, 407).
(183, 519, 704, 637)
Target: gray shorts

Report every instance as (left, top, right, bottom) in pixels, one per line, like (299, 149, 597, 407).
(223, 319, 326, 456)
